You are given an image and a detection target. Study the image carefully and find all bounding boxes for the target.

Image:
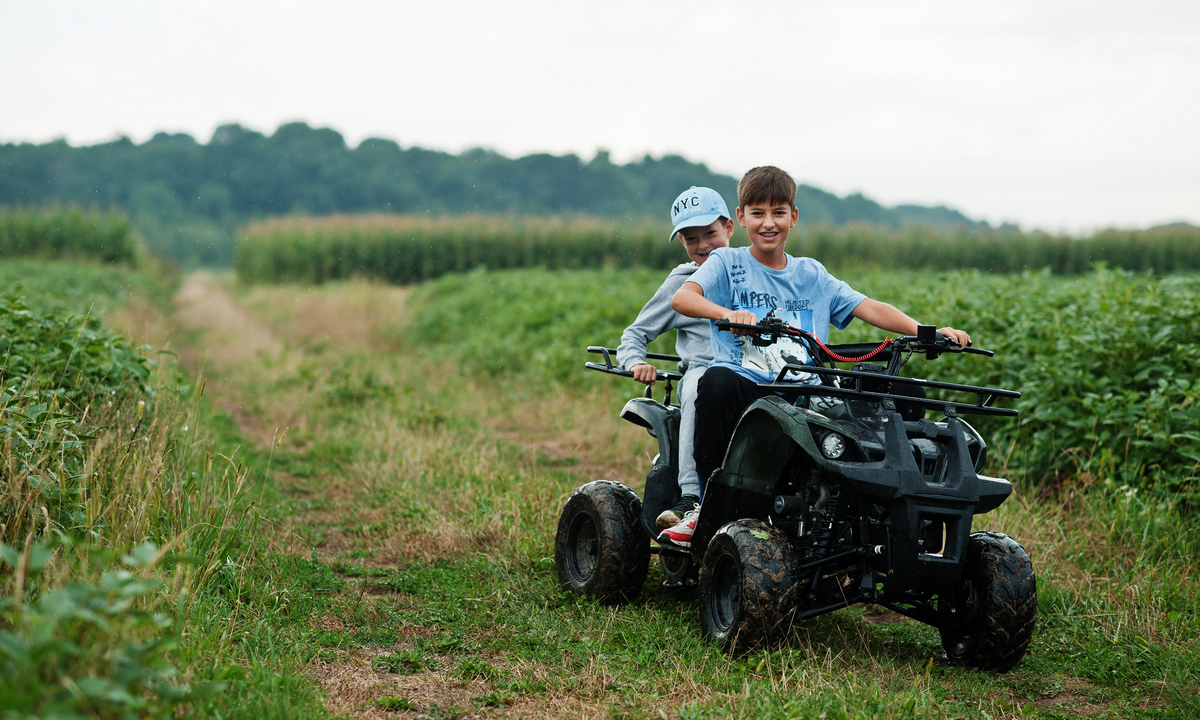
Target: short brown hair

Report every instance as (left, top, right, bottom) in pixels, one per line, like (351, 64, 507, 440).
(737, 166, 797, 209)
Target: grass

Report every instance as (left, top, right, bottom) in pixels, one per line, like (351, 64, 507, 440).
(154, 267, 1198, 718)
(5, 258, 1195, 718)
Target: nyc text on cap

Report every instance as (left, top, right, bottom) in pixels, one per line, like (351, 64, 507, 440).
(669, 186, 730, 242)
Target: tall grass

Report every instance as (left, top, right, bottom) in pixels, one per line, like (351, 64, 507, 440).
(0, 207, 144, 265)
(235, 214, 1200, 285)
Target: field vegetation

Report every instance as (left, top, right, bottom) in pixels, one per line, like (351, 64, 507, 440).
(0, 207, 144, 265)
(235, 215, 1200, 286)
(168, 266, 1200, 717)
(3, 254, 1197, 718)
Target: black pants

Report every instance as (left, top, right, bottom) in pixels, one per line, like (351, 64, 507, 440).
(693, 367, 777, 486)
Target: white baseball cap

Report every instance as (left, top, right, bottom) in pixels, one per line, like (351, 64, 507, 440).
(669, 186, 731, 242)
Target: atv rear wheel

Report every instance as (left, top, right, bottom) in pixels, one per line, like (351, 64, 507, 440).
(555, 481, 650, 604)
(940, 531, 1037, 672)
(699, 519, 799, 653)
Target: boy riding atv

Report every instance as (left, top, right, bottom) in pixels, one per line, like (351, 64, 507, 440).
(661, 166, 971, 547)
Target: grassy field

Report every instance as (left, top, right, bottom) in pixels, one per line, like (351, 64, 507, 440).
(4, 261, 1198, 718)
(164, 266, 1196, 718)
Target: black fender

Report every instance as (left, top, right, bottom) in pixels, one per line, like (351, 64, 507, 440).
(620, 398, 680, 467)
(709, 396, 824, 496)
(621, 398, 684, 537)
(825, 411, 1013, 592)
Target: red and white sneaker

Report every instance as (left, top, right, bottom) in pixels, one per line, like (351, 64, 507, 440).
(657, 505, 699, 548)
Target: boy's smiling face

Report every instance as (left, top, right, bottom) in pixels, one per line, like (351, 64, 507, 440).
(678, 217, 734, 265)
(736, 201, 799, 258)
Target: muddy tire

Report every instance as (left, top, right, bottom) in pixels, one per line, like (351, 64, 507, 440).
(940, 531, 1037, 672)
(699, 519, 799, 653)
(555, 481, 650, 604)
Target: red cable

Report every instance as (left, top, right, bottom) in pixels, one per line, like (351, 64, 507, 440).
(795, 331, 892, 363)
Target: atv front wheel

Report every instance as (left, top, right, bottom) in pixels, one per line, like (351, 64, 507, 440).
(699, 519, 799, 653)
(940, 531, 1037, 672)
(555, 481, 650, 604)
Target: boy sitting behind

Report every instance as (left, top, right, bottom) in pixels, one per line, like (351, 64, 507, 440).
(617, 186, 733, 528)
(659, 166, 971, 547)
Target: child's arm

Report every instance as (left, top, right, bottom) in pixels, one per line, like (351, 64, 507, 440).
(851, 299, 972, 346)
(671, 282, 758, 335)
(619, 274, 689, 385)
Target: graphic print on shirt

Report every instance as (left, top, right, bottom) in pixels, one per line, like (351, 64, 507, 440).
(734, 295, 817, 383)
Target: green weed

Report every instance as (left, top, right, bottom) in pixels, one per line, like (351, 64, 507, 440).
(373, 695, 417, 711)
(373, 646, 441, 675)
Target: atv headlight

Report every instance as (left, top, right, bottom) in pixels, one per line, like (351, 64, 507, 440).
(821, 433, 846, 460)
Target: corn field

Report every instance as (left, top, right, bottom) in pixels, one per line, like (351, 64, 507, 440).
(0, 207, 143, 264)
(235, 214, 1200, 284)
(794, 222, 1200, 274)
(235, 215, 686, 284)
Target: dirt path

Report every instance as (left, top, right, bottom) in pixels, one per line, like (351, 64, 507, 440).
(173, 271, 284, 373)
(168, 273, 617, 717)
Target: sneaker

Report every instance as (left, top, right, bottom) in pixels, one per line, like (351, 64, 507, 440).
(655, 494, 699, 529)
(657, 504, 700, 548)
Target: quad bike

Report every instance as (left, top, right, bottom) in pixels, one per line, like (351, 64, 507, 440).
(554, 319, 1037, 671)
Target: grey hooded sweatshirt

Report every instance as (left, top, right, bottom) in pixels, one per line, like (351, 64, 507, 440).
(617, 263, 713, 374)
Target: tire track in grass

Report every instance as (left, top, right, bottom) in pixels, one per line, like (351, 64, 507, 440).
(172, 271, 286, 448)
(171, 273, 613, 717)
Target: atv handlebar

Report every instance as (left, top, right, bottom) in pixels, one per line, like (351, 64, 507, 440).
(714, 317, 994, 362)
(585, 346, 684, 403)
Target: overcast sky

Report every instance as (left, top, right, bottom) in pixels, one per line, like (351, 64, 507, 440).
(2, 0, 1197, 230)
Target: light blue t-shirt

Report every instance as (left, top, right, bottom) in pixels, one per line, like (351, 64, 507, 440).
(690, 247, 867, 384)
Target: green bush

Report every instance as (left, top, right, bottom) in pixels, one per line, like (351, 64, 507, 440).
(0, 542, 219, 719)
(1, 264, 248, 568)
(0, 292, 154, 404)
(0, 208, 143, 265)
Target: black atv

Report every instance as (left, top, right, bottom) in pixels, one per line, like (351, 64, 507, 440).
(554, 320, 1036, 671)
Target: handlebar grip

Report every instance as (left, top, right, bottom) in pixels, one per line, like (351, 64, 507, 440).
(715, 319, 762, 333)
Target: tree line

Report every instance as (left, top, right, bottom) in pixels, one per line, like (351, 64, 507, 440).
(0, 122, 980, 266)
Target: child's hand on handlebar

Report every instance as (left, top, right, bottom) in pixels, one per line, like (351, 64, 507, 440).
(938, 327, 972, 347)
(631, 363, 658, 385)
(723, 310, 760, 336)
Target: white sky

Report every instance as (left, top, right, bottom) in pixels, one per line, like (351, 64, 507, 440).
(2, 0, 1197, 231)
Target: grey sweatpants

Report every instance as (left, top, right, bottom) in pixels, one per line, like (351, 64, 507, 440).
(677, 366, 704, 499)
